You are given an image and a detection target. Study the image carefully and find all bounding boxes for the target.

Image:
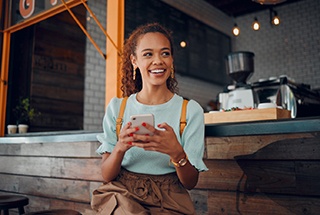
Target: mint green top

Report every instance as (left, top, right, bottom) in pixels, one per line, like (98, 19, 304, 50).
(96, 93, 208, 175)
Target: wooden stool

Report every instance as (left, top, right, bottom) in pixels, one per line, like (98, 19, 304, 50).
(0, 194, 29, 215)
(25, 209, 81, 215)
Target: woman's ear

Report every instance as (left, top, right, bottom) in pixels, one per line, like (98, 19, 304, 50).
(130, 54, 136, 66)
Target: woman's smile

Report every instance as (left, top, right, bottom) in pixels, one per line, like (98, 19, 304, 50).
(150, 69, 165, 74)
(149, 69, 165, 75)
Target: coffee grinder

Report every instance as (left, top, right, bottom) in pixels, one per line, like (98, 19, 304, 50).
(219, 51, 258, 110)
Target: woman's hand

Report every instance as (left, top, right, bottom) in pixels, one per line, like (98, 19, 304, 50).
(131, 122, 199, 190)
(115, 121, 137, 152)
(100, 121, 137, 182)
(131, 122, 184, 158)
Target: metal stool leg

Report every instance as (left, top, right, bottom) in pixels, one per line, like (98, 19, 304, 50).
(18, 206, 25, 214)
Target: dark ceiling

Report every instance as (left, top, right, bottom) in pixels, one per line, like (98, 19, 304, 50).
(203, 0, 303, 17)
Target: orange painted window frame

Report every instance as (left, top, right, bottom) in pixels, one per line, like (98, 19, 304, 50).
(0, 0, 124, 136)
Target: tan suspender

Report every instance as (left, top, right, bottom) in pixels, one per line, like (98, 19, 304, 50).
(179, 99, 188, 136)
(116, 97, 188, 137)
(116, 96, 128, 137)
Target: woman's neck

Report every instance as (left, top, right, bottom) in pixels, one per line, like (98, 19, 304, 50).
(136, 89, 174, 105)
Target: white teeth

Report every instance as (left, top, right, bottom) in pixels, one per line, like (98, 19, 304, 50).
(150, 69, 164, 74)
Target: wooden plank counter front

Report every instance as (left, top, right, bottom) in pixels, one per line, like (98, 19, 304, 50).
(0, 141, 102, 214)
(191, 133, 320, 214)
(0, 118, 319, 214)
(193, 117, 320, 214)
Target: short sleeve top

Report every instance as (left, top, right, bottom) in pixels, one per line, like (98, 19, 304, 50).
(96, 93, 208, 175)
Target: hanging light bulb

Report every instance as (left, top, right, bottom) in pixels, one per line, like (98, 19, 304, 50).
(272, 10, 280, 26)
(252, 17, 260, 31)
(232, 24, 240, 36)
(180, 41, 187, 48)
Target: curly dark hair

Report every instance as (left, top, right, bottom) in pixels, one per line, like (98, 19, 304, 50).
(120, 23, 178, 97)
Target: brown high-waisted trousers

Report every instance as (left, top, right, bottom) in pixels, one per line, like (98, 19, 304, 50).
(91, 168, 196, 215)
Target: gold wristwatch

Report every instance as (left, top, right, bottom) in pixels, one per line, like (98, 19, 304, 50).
(170, 155, 188, 167)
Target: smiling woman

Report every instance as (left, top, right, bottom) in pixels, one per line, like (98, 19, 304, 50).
(121, 23, 178, 98)
(91, 23, 208, 214)
(130, 32, 174, 100)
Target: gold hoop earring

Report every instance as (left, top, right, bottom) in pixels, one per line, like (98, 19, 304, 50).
(171, 66, 174, 78)
(133, 66, 137, 80)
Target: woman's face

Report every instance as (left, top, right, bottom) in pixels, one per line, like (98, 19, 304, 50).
(131, 32, 173, 89)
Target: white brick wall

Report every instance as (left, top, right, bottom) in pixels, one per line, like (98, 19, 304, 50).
(83, 0, 319, 130)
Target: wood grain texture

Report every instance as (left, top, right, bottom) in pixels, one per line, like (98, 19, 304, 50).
(1, 133, 319, 214)
(205, 133, 315, 159)
(0, 156, 103, 181)
(0, 141, 103, 214)
(0, 191, 96, 215)
(0, 174, 99, 202)
(0, 141, 101, 157)
(204, 108, 291, 124)
(196, 160, 246, 191)
(207, 190, 320, 215)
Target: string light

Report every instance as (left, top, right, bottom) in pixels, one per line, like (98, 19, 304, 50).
(271, 9, 280, 26)
(232, 23, 240, 36)
(252, 17, 260, 31)
(180, 41, 187, 48)
(231, 9, 282, 34)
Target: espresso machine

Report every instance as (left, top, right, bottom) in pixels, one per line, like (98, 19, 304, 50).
(219, 51, 258, 110)
(219, 51, 320, 118)
(251, 76, 320, 118)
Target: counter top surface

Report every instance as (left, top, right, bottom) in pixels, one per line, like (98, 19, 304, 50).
(0, 130, 101, 144)
(1, 117, 319, 143)
(205, 116, 320, 137)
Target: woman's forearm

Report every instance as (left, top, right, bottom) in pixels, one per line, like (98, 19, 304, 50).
(100, 147, 126, 182)
(176, 162, 199, 190)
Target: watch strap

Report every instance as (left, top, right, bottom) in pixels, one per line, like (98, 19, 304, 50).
(170, 155, 188, 167)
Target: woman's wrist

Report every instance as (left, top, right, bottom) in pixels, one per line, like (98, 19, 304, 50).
(170, 147, 186, 163)
(113, 144, 127, 156)
(170, 153, 188, 167)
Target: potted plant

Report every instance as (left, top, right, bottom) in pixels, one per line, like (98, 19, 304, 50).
(7, 124, 18, 134)
(13, 97, 40, 133)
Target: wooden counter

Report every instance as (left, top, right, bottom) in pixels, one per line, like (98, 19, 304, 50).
(0, 141, 102, 214)
(190, 117, 320, 214)
(0, 117, 319, 214)
(192, 133, 320, 214)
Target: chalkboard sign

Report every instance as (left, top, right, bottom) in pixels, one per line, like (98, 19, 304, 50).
(125, 0, 231, 85)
